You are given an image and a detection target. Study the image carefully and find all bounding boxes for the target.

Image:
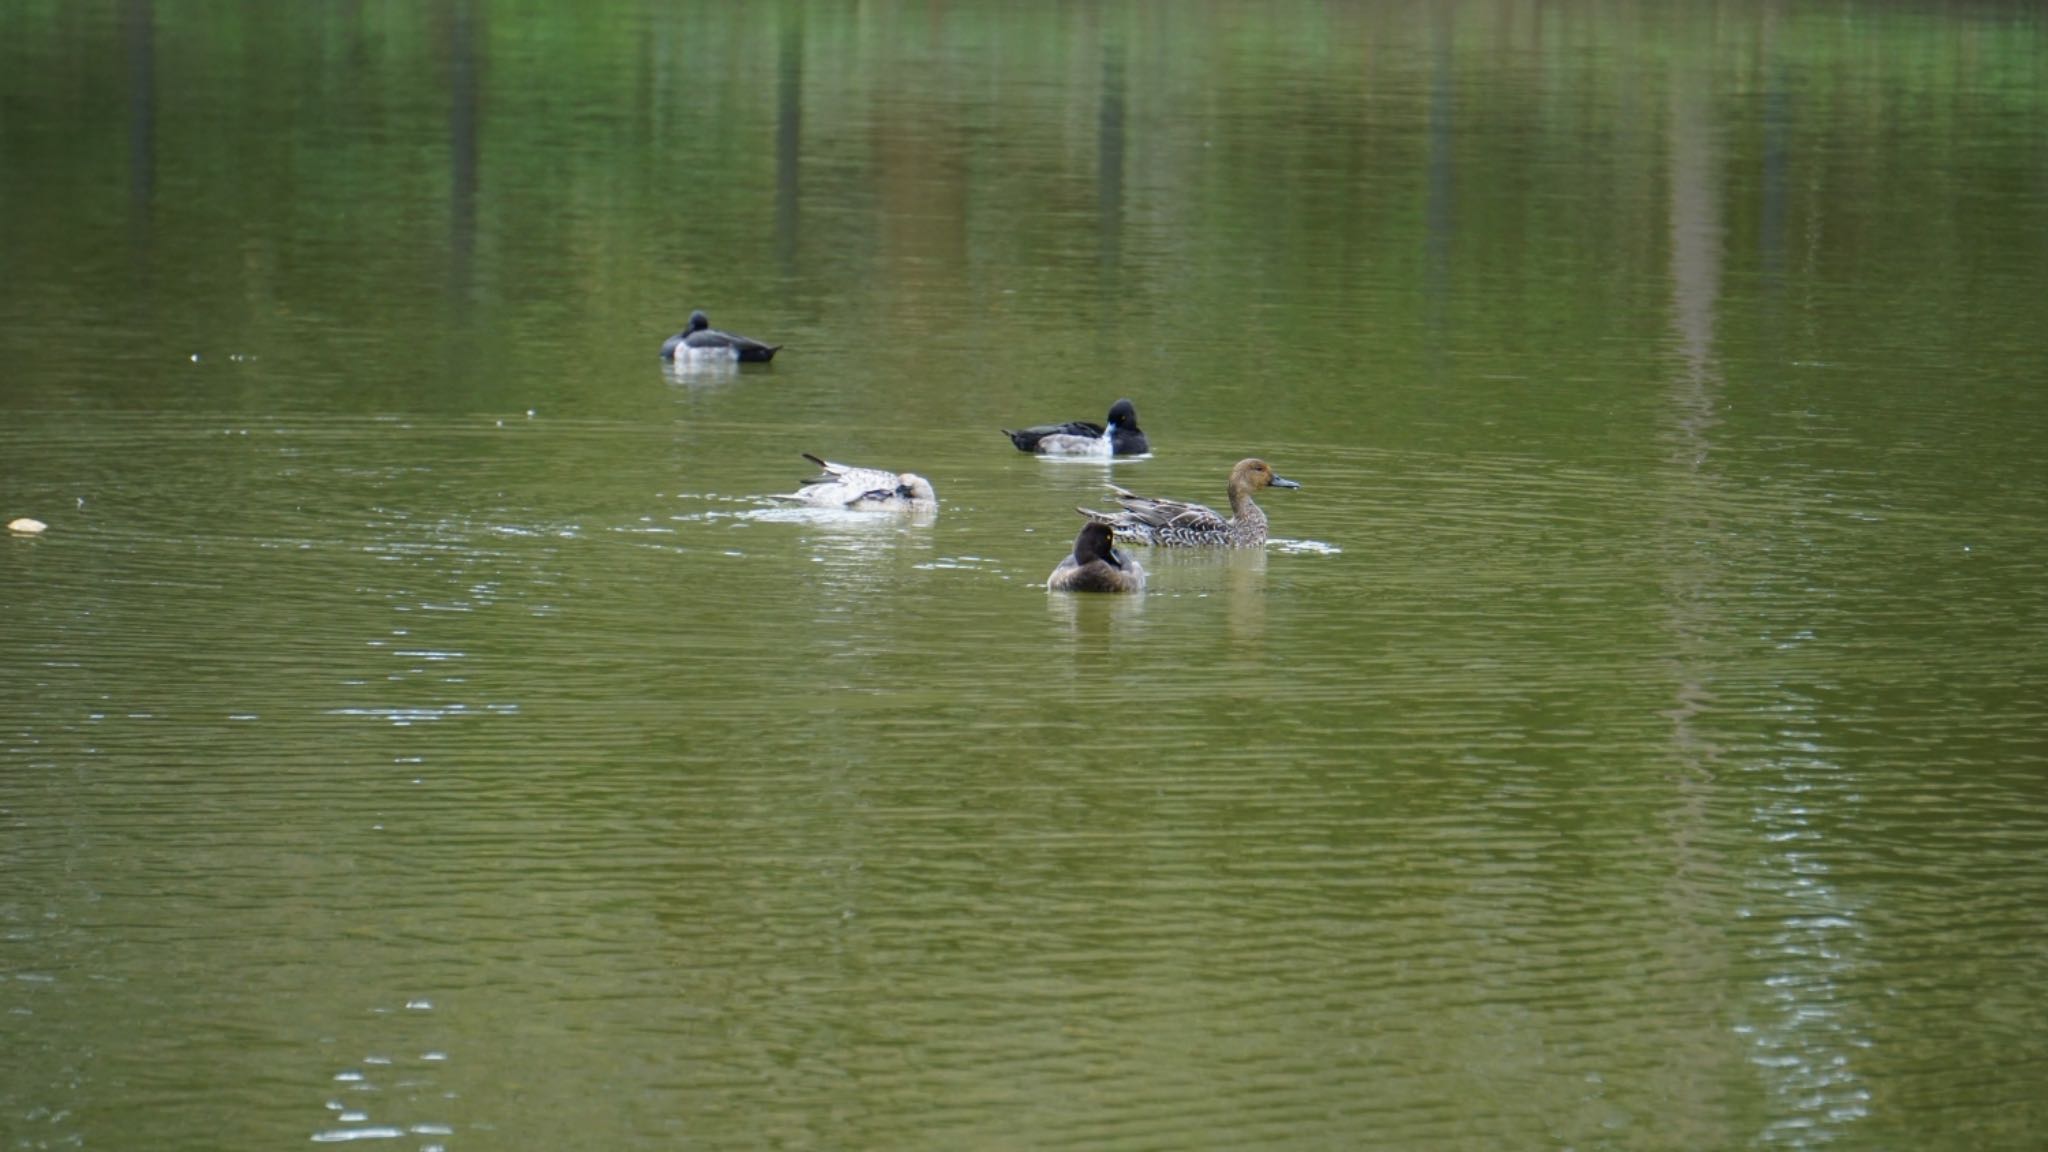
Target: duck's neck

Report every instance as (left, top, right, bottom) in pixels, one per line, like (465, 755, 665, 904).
(1227, 484, 1267, 529)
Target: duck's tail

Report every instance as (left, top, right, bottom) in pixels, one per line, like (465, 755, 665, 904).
(1075, 504, 1132, 531)
(1078, 483, 1145, 522)
(1076, 507, 1153, 546)
(799, 453, 844, 484)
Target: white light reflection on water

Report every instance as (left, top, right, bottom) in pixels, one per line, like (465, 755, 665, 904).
(1666, 58, 1870, 1144)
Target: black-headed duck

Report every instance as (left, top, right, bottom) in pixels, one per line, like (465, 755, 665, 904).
(661, 311, 780, 363)
(1003, 399, 1148, 457)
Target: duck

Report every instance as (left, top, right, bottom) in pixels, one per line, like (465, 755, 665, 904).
(660, 311, 781, 363)
(770, 453, 937, 512)
(1003, 398, 1149, 457)
(1046, 522, 1146, 593)
(1076, 457, 1299, 547)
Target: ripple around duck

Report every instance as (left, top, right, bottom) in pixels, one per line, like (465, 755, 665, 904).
(1268, 537, 1342, 555)
(8, 425, 2044, 1150)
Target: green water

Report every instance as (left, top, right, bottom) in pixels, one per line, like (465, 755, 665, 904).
(4, 2, 2047, 1148)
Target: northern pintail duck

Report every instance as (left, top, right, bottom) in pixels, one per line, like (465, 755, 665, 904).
(1003, 399, 1149, 457)
(1077, 458, 1299, 547)
(661, 310, 781, 363)
(1046, 522, 1146, 593)
(771, 453, 937, 512)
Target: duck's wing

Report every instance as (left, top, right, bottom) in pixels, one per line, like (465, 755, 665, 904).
(799, 454, 901, 494)
(841, 487, 908, 509)
(680, 330, 734, 352)
(1003, 420, 1104, 452)
(1048, 555, 1146, 592)
(1111, 486, 1231, 535)
(1076, 485, 1188, 544)
(686, 327, 779, 361)
(1032, 431, 1113, 457)
(726, 332, 780, 361)
(771, 478, 900, 508)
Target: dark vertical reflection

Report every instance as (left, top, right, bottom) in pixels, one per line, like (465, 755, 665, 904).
(124, 0, 156, 271)
(1758, 1, 1788, 290)
(1096, 42, 1125, 284)
(775, 14, 803, 277)
(1423, 2, 1455, 357)
(448, 0, 482, 316)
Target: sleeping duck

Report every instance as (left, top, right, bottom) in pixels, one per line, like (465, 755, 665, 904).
(661, 311, 781, 363)
(771, 454, 937, 512)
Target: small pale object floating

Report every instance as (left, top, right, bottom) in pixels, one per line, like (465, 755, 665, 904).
(9, 517, 47, 535)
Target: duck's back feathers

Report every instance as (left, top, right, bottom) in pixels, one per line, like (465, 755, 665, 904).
(1004, 420, 1104, 453)
(1077, 485, 1230, 546)
(683, 328, 781, 362)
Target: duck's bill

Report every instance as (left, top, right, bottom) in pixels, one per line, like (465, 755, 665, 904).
(1271, 476, 1302, 489)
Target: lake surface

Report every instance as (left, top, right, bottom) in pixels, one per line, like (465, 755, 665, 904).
(4, 1, 2047, 1148)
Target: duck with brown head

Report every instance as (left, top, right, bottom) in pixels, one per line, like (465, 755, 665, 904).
(1076, 458, 1299, 547)
(1046, 522, 1146, 593)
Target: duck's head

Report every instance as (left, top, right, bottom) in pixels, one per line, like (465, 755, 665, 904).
(1106, 398, 1141, 430)
(1074, 521, 1122, 567)
(687, 310, 711, 332)
(1232, 458, 1300, 493)
(895, 474, 938, 503)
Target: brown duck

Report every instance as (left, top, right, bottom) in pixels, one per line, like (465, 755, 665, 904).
(1046, 522, 1147, 592)
(1077, 458, 1299, 547)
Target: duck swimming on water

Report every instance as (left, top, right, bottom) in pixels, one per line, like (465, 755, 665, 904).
(1003, 398, 1149, 457)
(661, 311, 781, 363)
(1077, 458, 1299, 547)
(1046, 522, 1146, 593)
(770, 454, 937, 512)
